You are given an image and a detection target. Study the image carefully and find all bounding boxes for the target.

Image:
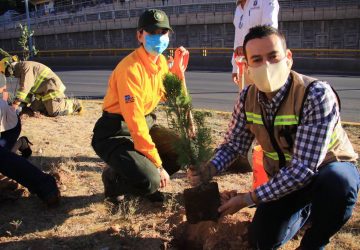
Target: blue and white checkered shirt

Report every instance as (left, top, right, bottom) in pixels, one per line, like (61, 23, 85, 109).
(211, 76, 339, 202)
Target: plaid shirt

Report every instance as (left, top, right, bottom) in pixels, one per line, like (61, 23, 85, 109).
(211, 76, 339, 202)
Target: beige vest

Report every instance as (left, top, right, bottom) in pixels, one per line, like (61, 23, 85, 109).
(244, 71, 358, 177)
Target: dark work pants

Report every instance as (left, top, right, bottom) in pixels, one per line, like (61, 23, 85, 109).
(92, 113, 181, 196)
(249, 161, 360, 250)
(0, 118, 58, 201)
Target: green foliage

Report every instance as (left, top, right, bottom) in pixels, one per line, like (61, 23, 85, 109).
(163, 73, 213, 170)
(0, 48, 12, 58)
(18, 23, 38, 60)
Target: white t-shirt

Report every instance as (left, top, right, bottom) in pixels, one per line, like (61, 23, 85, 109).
(0, 99, 18, 133)
(232, 0, 279, 73)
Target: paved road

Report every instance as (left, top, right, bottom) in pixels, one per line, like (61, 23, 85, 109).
(14, 70, 360, 122)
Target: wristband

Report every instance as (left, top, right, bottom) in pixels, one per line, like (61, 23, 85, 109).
(244, 192, 255, 207)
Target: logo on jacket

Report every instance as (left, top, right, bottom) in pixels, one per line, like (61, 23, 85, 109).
(238, 15, 244, 29)
(124, 95, 135, 103)
(254, 0, 258, 6)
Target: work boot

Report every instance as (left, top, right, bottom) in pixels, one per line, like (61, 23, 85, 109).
(12, 136, 33, 159)
(102, 166, 126, 200)
(146, 190, 165, 203)
(73, 99, 83, 114)
(0, 175, 18, 191)
(42, 190, 61, 208)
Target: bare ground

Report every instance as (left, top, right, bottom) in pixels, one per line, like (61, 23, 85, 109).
(0, 100, 359, 250)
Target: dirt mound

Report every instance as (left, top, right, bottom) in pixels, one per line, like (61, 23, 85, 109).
(171, 212, 252, 250)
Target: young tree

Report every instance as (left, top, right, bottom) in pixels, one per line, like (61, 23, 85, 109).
(18, 23, 38, 60)
(163, 73, 220, 224)
(163, 73, 213, 173)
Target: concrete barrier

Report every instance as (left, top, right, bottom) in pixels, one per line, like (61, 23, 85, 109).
(34, 55, 360, 75)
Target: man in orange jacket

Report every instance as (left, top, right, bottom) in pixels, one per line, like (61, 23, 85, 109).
(92, 9, 189, 203)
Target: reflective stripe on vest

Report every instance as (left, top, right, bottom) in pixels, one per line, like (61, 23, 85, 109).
(30, 68, 51, 93)
(328, 131, 338, 150)
(263, 150, 292, 161)
(246, 112, 299, 126)
(247, 112, 338, 162)
(246, 112, 263, 125)
(274, 115, 299, 126)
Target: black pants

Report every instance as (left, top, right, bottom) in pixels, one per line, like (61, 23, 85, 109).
(0, 117, 58, 201)
(92, 113, 180, 196)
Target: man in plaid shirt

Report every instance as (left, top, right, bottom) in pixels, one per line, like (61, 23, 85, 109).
(188, 25, 359, 249)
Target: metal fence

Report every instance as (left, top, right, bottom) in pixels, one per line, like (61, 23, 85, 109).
(0, 2, 236, 29)
(1, 0, 359, 29)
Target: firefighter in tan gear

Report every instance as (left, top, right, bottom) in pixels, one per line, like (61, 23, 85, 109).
(0, 56, 82, 117)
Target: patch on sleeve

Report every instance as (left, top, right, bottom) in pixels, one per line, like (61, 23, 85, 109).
(124, 95, 135, 103)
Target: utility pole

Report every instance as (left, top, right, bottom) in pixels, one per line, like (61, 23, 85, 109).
(24, 0, 33, 58)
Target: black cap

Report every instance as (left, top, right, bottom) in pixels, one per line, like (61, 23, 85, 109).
(138, 9, 173, 33)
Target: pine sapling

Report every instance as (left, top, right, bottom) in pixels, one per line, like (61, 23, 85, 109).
(163, 73, 213, 173)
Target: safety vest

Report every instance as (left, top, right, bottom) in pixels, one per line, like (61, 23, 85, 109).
(244, 70, 358, 177)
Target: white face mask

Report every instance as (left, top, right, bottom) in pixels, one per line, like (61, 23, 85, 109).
(247, 57, 291, 93)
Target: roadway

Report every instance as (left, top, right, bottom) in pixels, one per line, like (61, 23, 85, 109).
(12, 70, 360, 122)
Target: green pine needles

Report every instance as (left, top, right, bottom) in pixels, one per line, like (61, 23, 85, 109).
(163, 73, 213, 171)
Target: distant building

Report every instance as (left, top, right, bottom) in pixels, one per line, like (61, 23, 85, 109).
(30, 0, 55, 14)
(0, 1, 359, 51)
(0, 10, 20, 23)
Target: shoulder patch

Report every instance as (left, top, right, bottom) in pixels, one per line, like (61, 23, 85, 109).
(124, 95, 135, 103)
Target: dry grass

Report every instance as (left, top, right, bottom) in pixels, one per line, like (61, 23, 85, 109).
(0, 100, 359, 250)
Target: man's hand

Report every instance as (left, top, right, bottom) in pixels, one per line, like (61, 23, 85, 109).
(232, 73, 239, 85)
(171, 46, 189, 79)
(218, 192, 258, 217)
(159, 167, 170, 189)
(218, 192, 254, 217)
(186, 162, 217, 186)
(220, 190, 238, 204)
(11, 103, 19, 110)
(234, 46, 243, 56)
(232, 46, 244, 85)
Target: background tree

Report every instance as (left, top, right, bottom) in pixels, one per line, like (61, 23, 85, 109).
(18, 23, 38, 60)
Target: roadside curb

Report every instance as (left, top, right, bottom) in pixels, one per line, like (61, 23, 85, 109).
(83, 101, 360, 126)
(342, 121, 360, 127)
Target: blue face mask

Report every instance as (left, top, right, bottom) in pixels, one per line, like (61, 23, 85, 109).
(144, 34, 169, 56)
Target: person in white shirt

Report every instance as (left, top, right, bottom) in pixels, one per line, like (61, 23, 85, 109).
(231, 0, 279, 85)
(0, 74, 60, 206)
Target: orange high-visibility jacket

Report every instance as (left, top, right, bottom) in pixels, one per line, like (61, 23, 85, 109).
(103, 46, 169, 167)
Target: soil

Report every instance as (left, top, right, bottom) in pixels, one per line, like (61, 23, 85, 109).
(183, 182, 221, 224)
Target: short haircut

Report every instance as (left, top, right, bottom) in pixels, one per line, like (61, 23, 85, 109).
(243, 25, 287, 59)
